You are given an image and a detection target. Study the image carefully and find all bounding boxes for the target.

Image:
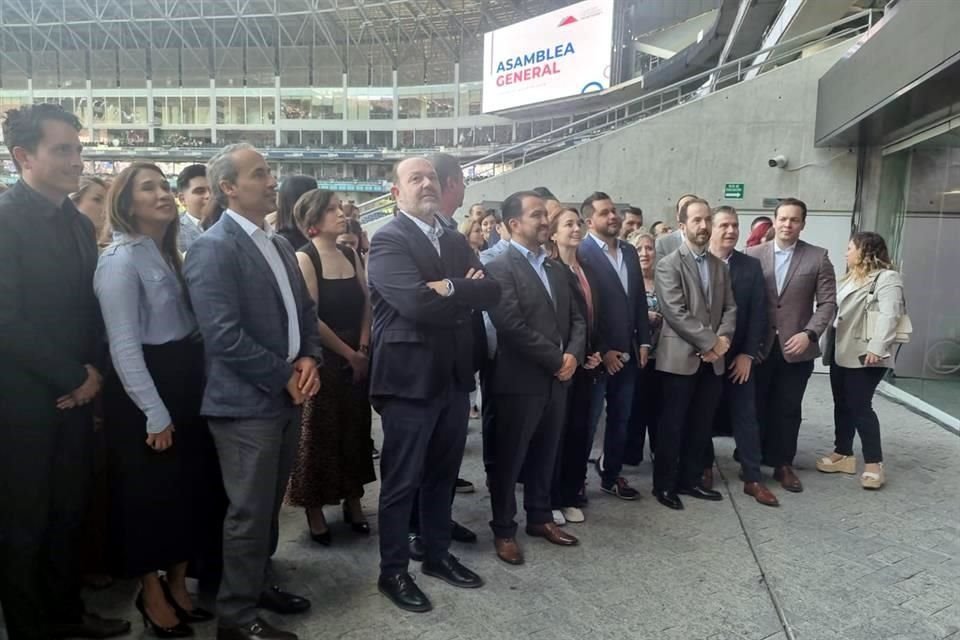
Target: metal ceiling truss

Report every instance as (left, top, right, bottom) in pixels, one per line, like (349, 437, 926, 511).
(0, 0, 568, 80)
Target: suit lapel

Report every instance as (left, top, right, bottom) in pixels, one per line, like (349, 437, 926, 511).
(509, 246, 555, 314)
(761, 242, 778, 300)
(709, 254, 724, 326)
(399, 213, 445, 275)
(225, 216, 284, 304)
(272, 236, 304, 311)
(585, 235, 628, 302)
(678, 245, 708, 308)
(780, 241, 805, 297)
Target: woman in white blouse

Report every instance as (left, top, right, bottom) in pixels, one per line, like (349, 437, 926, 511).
(95, 163, 213, 636)
(816, 232, 906, 490)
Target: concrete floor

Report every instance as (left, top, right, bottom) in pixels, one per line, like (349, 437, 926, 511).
(7, 375, 960, 640)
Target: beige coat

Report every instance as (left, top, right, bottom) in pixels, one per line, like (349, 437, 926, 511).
(655, 242, 737, 376)
(823, 269, 905, 369)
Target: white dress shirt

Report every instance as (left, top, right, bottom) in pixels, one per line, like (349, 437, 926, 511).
(402, 210, 444, 256)
(589, 232, 628, 293)
(510, 240, 553, 300)
(224, 210, 301, 362)
(774, 241, 797, 295)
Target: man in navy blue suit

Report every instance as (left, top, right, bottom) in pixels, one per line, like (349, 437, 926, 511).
(705, 206, 779, 507)
(577, 192, 651, 500)
(368, 158, 500, 613)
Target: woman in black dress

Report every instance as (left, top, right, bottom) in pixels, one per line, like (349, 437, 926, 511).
(286, 189, 376, 544)
(95, 163, 213, 636)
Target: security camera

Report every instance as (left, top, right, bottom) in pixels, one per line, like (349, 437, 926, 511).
(768, 154, 789, 169)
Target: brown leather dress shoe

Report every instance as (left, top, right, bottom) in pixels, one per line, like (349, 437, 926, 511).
(701, 468, 714, 490)
(743, 482, 779, 507)
(773, 465, 803, 493)
(494, 537, 524, 565)
(525, 522, 579, 546)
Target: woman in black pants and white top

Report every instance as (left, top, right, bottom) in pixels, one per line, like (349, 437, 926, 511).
(817, 232, 906, 490)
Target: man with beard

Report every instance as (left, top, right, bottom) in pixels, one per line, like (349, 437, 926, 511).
(653, 198, 736, 510)
(620, 206, 644, 240)
(578, 192, 650, 500)
(368, 157, 500, 613)
(484, 191, 585, 565)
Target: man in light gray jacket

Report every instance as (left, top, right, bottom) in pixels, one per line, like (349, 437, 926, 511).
(653, 198, 736, 511)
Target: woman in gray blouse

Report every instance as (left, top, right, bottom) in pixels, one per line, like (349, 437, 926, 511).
(95, 163, 214, 636)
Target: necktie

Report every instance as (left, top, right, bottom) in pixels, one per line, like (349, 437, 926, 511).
(694, 253, 711, 303)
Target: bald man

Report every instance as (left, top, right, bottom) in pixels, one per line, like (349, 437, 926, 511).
(367, 158, 500, 613)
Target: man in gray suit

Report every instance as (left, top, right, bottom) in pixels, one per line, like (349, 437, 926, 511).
(184, 144, 323, 640)
(746, 197, 836, 493)
(654, 198, 736, 510)
(655, 193, 698, 259)
(176, 163, 209, 253)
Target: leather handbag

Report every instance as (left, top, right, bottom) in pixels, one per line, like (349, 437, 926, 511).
(862, 271, 913, 344)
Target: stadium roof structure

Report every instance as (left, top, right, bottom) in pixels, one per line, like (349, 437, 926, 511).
(0, 0, 570, 78)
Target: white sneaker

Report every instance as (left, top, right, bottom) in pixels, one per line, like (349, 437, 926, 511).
(551, 509, 566, 526)
(561, 507, 585, 523)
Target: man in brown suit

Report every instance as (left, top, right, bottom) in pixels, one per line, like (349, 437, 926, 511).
(654, 198, 736, 510)
(746, 198, 837, 493)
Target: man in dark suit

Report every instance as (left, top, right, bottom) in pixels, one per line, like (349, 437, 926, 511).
(400, 152, 477, 557)
(368, 157, 500, 613)
(577, 192, 651, 500)
(184, 143, 323, 640)
(654, 198, 736, 510)
(485, 191, 585, 565)
(746, 198, 837, 493)
(706, 207, 778, 506)
(0, 104, 130, 640)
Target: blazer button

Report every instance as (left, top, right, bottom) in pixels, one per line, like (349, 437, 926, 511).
(777, 304, 782, 309)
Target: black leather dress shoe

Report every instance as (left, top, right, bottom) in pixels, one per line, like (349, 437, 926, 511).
(652, 490, 684, 510)
(217, 618, 297, 640)
(408, 533, 426, 561)
(451, 520, 477, 543)
(257, 586, 310, 615)
(678, 485, 723, 501)
(49, 613, 131, 639)
(422, 555, 484, 589)
(378, 572, 432, 613)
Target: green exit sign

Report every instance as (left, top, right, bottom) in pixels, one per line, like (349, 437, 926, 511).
(724, 183, 744, 200)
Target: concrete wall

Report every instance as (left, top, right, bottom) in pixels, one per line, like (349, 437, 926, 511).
(463, 40, 859, 230)
(815, 0, 960, 145)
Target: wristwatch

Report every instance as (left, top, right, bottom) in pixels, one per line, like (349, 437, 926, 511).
(803, 329, 818, 342)
(443, 278, 454, 297)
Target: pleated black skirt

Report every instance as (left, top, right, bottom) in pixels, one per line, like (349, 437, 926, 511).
(102, 337, 206, 578)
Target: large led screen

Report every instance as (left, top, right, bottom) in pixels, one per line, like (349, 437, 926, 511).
(481, 0, 615, 113)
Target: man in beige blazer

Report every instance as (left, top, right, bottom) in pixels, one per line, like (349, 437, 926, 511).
(746, 197, 837, 493)
(654, 198, 736, 510)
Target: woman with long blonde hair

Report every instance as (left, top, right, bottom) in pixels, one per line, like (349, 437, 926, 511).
(816, 232, 905, 490)
(95, 163, 214, 635)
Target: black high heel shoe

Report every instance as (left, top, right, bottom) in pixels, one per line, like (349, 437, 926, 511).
(159, 579, 215, 624)
(306, 509, 332, 546)
(134, 590, 194, 638)
(343, 501, 371, 535)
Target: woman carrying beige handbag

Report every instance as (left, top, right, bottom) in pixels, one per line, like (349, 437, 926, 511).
(816, 232, 909, 490)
